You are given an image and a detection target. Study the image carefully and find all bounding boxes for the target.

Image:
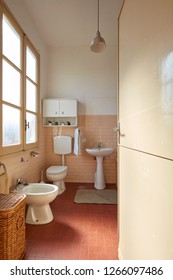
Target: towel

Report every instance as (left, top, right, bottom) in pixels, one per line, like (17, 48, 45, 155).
(0, 173, 10, 194)
(73, 128, 81, 155)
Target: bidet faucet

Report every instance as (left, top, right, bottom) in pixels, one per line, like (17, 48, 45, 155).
(15, 178, 28, 189)
(16, 178, 22, 186)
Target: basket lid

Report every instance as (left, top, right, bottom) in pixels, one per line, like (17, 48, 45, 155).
(0, 193, 26, 210)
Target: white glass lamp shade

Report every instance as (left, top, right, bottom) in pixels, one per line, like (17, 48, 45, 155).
(90, 31, 106, 53)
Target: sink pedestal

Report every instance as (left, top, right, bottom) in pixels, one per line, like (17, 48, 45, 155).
(94, 157, 105, 189)
(85, 147, 113, 190)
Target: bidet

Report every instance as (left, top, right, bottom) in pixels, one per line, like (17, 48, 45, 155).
(13, 183, 58, 224)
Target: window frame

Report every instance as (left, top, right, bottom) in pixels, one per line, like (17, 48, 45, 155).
(24, 37, 40, 151)
(0, 1, 40, 156)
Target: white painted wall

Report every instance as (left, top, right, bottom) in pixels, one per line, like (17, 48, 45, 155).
(47, 44, 118, 115)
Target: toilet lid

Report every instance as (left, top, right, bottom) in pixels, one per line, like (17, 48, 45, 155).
(47, 166, 67, 175)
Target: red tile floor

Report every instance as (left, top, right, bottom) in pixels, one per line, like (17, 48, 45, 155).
(24, 183, 118, 260)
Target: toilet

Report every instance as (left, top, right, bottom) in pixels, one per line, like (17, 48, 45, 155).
(46, 135, 72, 194)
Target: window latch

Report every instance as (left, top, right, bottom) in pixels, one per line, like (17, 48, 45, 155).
(25, 120, 29, 130)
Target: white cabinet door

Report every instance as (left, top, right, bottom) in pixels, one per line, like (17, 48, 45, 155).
(59, 99, 77, 117)
(43, 99, 59, 117)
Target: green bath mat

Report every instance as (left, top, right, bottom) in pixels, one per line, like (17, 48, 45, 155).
(74, 189, 117, 204)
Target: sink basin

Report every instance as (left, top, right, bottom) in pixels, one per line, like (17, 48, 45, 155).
(86, 147, 114, 157)
(85, 147, 114, 190)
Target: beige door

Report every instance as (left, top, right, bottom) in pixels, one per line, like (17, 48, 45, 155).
(118, 0, 173, 259)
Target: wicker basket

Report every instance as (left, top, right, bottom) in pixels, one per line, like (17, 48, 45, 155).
(0, 193, 26, 260)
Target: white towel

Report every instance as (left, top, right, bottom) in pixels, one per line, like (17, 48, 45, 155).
(73, 128, 81, 155)
(0, 173, 10, 194)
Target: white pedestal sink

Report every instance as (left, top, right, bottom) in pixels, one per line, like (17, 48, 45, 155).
(86, 147, 114, 189)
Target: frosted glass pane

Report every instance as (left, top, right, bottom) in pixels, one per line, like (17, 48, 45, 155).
(2, 60, 21, 106)
(3, 105, 20, 146)
(26, 113, 37, 144)
(26, 79, 36, 112)
(26, 47, 36, 82)
(2, 16, 21, 68)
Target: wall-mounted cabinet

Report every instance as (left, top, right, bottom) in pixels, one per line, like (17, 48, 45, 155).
(43, 98, 77, 127)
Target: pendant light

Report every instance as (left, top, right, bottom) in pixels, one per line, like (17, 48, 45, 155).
(90, 0, 106, 53)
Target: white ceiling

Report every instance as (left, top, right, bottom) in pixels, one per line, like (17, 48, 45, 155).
(21, 0, 124, 48)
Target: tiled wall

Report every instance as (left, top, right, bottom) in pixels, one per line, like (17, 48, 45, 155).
(1, 115, 117, 189)
(45, 115, 117, 184)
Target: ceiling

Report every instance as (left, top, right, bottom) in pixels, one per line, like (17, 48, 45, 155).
(21, 0, 124, 48)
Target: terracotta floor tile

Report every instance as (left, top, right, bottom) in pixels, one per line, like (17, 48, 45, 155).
(24, 183, 118, 260)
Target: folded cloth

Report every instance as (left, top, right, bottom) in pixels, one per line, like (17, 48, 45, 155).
(0, 173, 10, 194)
(73, 128, 81, 155)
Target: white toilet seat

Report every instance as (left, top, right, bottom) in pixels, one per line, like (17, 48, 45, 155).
(47, 166, 67, 175)
(46, 166, 67, 195)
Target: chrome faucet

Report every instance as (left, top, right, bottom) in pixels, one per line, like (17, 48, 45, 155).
(95, 142, 102, 148)
(15, 178, 28, 189)
(16, 178, 23, 186)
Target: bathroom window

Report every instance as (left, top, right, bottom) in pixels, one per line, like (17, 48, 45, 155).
(0, 4, 40, 156)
